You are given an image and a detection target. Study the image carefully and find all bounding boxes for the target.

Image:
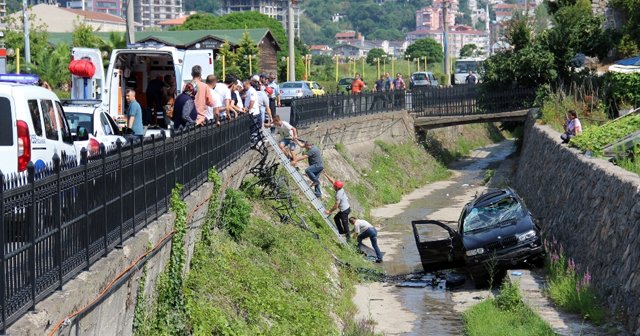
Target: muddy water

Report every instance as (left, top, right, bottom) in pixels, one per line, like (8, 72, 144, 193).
(355, 140, 516, 336)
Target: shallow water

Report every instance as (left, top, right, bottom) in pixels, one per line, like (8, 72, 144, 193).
(373, 140, 516, 335)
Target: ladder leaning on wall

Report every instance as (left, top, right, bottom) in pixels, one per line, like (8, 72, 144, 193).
(260, 128, 347, 245)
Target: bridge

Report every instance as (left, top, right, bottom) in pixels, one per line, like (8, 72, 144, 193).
(0, 84, 533, 332)
(290, 85, 534, 129)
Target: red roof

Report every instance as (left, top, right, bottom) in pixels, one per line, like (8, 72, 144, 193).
(493, 3, 516, 9)
(335, 32, 356, 38)
(310, 45, 331, 50)
(158, 15, 191, 26)
(496, 12, 512, 17)
(62, 8, 125, 23)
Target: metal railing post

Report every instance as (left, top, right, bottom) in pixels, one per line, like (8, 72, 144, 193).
(141, 138, 148, 228)
(81, 149, 90, 271)
(100, 144, 108, 257)
(0, 170, 6, 331)
(116, 140, 123, 248)
(130, 141, 136, 236)
(52, 154, 63, 290)
(27, 162, 36, 310)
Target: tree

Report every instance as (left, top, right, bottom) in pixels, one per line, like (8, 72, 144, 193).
(72, 21, 104, 48)
(610, 0, 640, 57)
(366, 48, 388, 65)
(405, 38, 444, 64)
(3, 14, 50, 73)
(30, 43, 71, 89)
(216, 40, 240, 79)
(460, 44, 480, 57)
(235, 30, 261, 78)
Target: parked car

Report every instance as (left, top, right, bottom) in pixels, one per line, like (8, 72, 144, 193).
(0, 74, 77, 176)
(337, 77, 354, 93)
(63, 100, 127, 158)
(412, 188, 545, 287)
(305, 81, 326, 96)
(409, 72, 439, 89)
(279, 81, 315, 106)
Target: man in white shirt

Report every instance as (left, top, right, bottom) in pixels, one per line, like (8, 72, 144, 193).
(205, 75, 222, 124)
(243, 80, 261, 143)
(324, 175, 351, 241)
(209, 75, 232, 121)
(349, 217, 383, 263)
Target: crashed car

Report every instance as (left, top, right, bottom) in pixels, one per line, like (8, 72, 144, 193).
(412, 188, 545, 287)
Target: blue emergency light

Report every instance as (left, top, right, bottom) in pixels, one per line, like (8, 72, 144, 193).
(0, 74, 40, 85)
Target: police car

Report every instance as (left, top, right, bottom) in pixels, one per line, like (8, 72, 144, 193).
(0, 74, 78, 176)
(62, 100, 127, 157)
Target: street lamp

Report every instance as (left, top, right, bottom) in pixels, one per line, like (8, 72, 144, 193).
(244, 54, 256, 77)
(404, 54, 411, 77)
(303, 54, 312, 80)
(361, 56, 365, 80)
(373, 57, 380, 79)
(216, 54, 226, 79)
(382, 54, 387, 74)
(281, 56, 290, 81)
(333, 55, 339, 82)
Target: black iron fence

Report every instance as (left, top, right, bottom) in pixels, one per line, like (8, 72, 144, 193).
(0, 114, 252, 331)
(290, 85, 536, 127)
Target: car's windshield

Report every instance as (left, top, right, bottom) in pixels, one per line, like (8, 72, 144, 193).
(412, 73, 428, 80)
(339, 78, 353, 85)
(66, 112, 94, 135)
(282, 82, 303, 89)
(463, 196, 524, 233)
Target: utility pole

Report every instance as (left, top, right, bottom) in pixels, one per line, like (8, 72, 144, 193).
(126, 0, 135, 45)
(288, 0, 296, 81)
(22, 0, 30, 67)
(443, 0, 449, 85)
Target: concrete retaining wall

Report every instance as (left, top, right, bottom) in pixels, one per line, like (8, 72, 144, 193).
(9, 111, 417, 336)
(514, 115, 640, 333)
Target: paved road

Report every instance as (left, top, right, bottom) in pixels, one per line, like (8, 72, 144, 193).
(275, 106, 291, 123)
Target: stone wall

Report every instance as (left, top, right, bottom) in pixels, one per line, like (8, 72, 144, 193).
(514, 114, 640, 333)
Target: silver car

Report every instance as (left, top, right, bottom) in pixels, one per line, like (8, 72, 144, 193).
(279, 81, 314, 106)
(410, 72, 439, 88)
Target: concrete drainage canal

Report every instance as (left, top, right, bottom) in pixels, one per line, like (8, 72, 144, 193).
(353, 140, 519, 335)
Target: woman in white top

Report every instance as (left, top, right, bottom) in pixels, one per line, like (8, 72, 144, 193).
(349, 217, 383, 263)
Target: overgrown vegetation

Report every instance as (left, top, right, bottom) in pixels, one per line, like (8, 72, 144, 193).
(539, 87, 608, 133)
(135, 185, 189, 335)
(184, 176, 382, 334)
(545, 239, 605, 324)
(570, 113, 640, 155)
(347, 140, 450, 218)
(463, 281, 555, 336)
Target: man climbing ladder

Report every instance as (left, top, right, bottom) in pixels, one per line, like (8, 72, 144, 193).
(324, 173, 351, 241)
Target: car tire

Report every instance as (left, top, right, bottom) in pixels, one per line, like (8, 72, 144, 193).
(531, 256, 546, 268)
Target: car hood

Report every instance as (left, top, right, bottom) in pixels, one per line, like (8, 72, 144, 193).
(462, 215, 534, 250)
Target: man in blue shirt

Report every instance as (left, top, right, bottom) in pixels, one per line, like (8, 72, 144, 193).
(125, 89, 144, 139)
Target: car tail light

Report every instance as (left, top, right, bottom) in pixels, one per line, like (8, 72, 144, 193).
(88, 138, 100, 156)
(17, 120, 31, 172)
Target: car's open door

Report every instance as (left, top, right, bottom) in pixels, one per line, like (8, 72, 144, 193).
(412, 220, 465, 272)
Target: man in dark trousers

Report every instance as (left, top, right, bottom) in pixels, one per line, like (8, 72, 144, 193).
(292, 141, 324, 198)
(324, 173, 351, 241)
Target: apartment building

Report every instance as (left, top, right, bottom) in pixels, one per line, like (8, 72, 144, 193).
(221, 0, 301, 37)
(407, 25, 489, 58)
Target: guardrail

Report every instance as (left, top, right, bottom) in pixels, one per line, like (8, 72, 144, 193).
(290, 85, 535, 127)
(0, 114, 251, 332)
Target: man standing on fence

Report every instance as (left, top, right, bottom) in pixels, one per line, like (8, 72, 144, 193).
(243, 80, 262, 145)
(292, 141, 324, 198)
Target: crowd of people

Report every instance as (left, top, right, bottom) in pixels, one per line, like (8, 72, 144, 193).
(123, 65, 283, 138)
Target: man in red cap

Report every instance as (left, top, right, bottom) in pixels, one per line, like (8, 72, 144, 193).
(324, 173, 351, 241)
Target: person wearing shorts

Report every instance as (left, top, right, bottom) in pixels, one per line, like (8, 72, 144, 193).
(273, 115, 297, 161)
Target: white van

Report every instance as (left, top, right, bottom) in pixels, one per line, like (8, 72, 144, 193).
(72, 45, 214, 136)
(0, 75, 77, 176)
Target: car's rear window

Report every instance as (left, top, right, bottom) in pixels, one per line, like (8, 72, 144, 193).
(66, 112, 94, 135)
(282, 83, 303, 88)
(0, 97, 12, 146)
(413, 74, 428, 80)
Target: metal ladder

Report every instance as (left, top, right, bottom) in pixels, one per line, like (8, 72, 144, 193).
(260, 128, 346, 244)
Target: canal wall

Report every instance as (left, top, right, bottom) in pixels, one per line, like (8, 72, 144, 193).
(9, 110, 505, 335)
(514, 113, 640, 333)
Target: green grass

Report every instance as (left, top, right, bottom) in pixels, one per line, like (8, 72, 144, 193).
(463, 282, 555, 336)
(570, 114, 640, 155)
(185, 184, 382, 335)
(483, 169, 495, 185)
(545, 240, 605, 324)
(343, 140, 450, 219)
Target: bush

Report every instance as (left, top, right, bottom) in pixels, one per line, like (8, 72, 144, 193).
(570, 114, 640, 155)
(218, 188, 252, 240)
(603, 72, 640, 111)
(544, 239, 605, 324)
(539, 88, 608, 133)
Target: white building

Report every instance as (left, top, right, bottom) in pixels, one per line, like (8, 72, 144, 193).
(7, 4, 127, 32)
(406, 25, 490, 58)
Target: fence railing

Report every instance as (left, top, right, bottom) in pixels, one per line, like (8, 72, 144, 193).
(0, 114, 252, 332)
(290, 85, 536, 127)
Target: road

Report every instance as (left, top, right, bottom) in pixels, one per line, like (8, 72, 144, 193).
(275, 105, 291, 123)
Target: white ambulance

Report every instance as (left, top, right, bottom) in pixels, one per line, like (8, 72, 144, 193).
(70, 44, 214, 137)
(0, 74, 77, 176)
